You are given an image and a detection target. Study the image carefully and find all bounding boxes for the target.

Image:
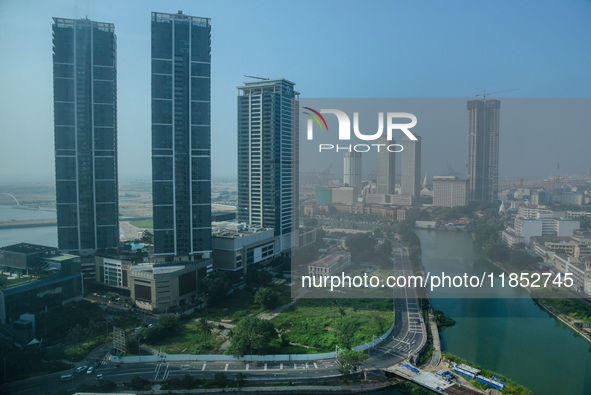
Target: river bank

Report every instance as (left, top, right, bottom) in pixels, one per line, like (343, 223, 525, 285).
(417, 229, 591, 395)
(478, 251, 591, 346)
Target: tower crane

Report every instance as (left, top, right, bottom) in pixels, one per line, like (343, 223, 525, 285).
(244, 75, 269, 81)
(475, 88, 518, 99)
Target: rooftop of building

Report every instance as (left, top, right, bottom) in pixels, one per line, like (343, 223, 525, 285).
(212, 222, 273, 239)
(0, 273, 80, 296)
(131, 264, 185, 275)
(44, 253, 79, 262)
(309, 251, 350, 268)
(53, 17, 114, 32)
(0, 243, 56, 254)
(151, 11, 210, 26)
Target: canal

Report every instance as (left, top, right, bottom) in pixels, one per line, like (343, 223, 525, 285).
(418, 229, 591, 395)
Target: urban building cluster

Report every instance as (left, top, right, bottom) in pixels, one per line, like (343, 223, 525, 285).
(1, 11, 314, 334)
(305, 98, 500, 218)
(500, 203, 591, 296)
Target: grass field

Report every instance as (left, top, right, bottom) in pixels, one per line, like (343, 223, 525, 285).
(142, 286, 393, 355)
(1, 274, 38, 287)
(152, 319, 226, 355)
(271, 298, 393, 353)
(130, 219, 153, 228)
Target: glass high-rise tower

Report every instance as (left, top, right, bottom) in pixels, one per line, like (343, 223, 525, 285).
(52, 18, 119, 255)
(376, 135, 395, 195)
(237, 79, 299, 252)
(466, 99, 500, 203)
(151, 11, 212, 259)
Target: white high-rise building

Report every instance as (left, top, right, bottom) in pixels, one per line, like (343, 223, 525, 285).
(401, 135, 421, 197)
(344, 152, 362, 201)
(433, 176, 468, 207)
(237, 79, 299, 252)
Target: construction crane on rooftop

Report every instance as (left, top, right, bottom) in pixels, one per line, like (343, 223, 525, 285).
(475, 88, 518, 99)
(244, 75, 269, 81)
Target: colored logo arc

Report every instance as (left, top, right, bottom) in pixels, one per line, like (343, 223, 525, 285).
(303, 107, 329, 131)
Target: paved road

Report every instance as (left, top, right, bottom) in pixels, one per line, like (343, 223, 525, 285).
(1, 244, 425, 394)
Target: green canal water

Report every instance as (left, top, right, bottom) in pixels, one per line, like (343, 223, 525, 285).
(417, 229, 591, 395)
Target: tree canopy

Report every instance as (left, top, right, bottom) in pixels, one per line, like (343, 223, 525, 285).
(254, 287, 277, 310)
(227, 316, 277, 357)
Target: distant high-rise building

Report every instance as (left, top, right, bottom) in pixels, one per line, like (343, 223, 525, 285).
(52, 18, 119, 256)
(467, 99, 500, 203)
(151, 11, 212, 259)
(401, 135, 421, 197)
(433, 176, 468, 207)
(237, 79, 299, 252)
(376, 136, 395, 195)
(344, 152, 362, 201)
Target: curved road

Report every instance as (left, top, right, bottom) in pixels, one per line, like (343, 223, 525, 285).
(1, 243, 425, 394)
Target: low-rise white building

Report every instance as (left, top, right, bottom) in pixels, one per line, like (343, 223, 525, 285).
(308, 251, 351, 277)
(513, 212, 579, 244)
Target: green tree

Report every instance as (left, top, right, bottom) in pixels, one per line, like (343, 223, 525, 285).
(236, 372, 246, 387)
(140, 230, 153, 244)
(334, 318, 358, 349)
(245, 268, 272, 288)
(345, 233, 377, 262)
(139, 314, 181, 344)
(227, 316, 277, 357)
(199, 272, 231, 306)
(127, 375, 152, 391)
(0, 275, 7, 289)
(337, 349, 368, 371)
(254, 287, 277, 310)
(197, 317, 212, 337)
(378, 239, 393, 262)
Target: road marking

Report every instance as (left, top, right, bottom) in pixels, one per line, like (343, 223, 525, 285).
(246, 364, 249, 371)
(294, 363, 297, 369)
(202, 363, 206, 371)
(224, 363, 229, 371)
(154, 363, 162, 380)
(264, 363, 267, 371)
(163, 363, 170, 379)
(280, 363, 283, 370)
(314, 362, 318, 369)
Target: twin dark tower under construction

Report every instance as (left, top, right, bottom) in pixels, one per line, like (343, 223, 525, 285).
(53, 12, 298, 260)
(52, 12, 213, 260)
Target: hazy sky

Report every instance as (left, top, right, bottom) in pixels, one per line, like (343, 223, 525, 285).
(1, 0, 590, 184)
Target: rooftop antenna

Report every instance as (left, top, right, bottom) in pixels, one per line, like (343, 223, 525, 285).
(244, 75, 269, 81)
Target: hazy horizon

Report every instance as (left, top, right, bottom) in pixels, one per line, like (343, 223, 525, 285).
(1, 1, 590, 184)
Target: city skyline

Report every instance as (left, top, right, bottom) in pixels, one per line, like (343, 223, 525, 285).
(1, 1, 591, 185)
